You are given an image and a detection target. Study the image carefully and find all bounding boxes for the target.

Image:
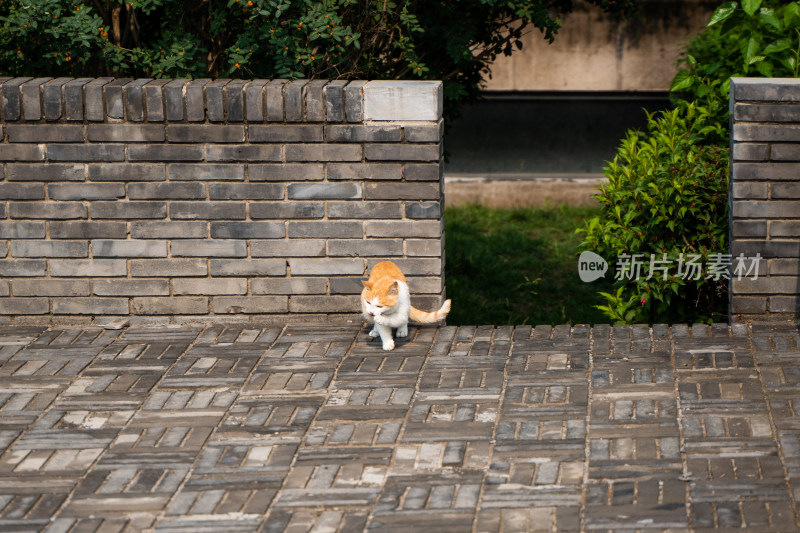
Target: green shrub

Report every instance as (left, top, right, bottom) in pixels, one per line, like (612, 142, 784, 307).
(579, 102, 729, 324)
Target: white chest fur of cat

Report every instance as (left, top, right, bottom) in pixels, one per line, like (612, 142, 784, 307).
(361, 261, 451, 350)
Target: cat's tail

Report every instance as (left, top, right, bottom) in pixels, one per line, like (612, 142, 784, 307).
(409, 299, 451, 324)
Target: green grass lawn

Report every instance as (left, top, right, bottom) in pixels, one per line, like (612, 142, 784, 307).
(444, 203, 614, 326)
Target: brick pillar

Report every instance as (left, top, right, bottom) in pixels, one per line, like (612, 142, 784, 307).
(730, 78, 800, 321)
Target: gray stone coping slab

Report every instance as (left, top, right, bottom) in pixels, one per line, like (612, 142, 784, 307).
(0, 322, 799, 531)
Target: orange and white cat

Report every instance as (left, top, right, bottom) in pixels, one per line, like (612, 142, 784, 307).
(361, 261, 451, 350)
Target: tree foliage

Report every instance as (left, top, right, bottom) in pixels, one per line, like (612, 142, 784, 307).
(0, 0, 635, 109)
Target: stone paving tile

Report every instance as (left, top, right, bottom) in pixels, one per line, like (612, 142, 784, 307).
(2, 323, 800, 531)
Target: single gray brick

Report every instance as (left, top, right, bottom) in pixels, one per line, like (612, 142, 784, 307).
(174, 278, 246, 296)
(88, 163, 165, 182)
(63, 78, 93, 121)
(210, 259, 286, 276)
(248, 124, 323, 142)
(266, 79, 288, 121)
(733, 200, 800, 218)
(366, 182, 440, 200)
(327, 202, 402, 219)
(732, 240, 800, 258)
(87, 124, 164, 142)
(771, 221, 800, 237)
(732, 182, 768, 199)
(733, 143, 769, 161)
(245, 80, 268, 122)
(43, 77, 72, 121)
(328, 239, 403, 257)
(92, 240, 167, 258)
(213, 296, 288, 314)
(305, 80, 328, 122)
(83, 77, 113, 121)
(91, 201, 166, 219)
(224, 79, 246, 122)
(165, 79, 189, 121)
(10, 202, 87, 219)
(772, 183, 800, 198)
(48, 183, 125, 200)
(48, 144, 125, 161)
(129, 144, 204, 161)
(128, 182, 205, 200)
(769, 296, 800, 313)
(0, 144, 45, 161)
(169, 164, 244, 181)
(405, 122, 442, 142)
(0, 259, 46, 277)
(21, 77, 49, 120)
(288, 183, 361, 200)
(132, 297, 208, 315)
(53, 297, 128, 315)
(365, 144, 440, 161)
(734, 162, 800, 180)
(326, 125, 402, 142)
(11, 240, 87, 258)
(329, 278, 363, 294)
(131, 259, 207, 277)
(171, 240, 246, 257)
(284, 80, 308, 122)
(131, 221, 208, 239)
(0, 298, 48, 315)
(125, 78, 152, 121)
(770, 144, 800, 161)
(105, 78, 133, 119)
(207, 145, 281, 162)
(94, 279, 169, 296)
(253, 277, 326, 295)
(732, 276, 799, 294)
(344, 81, 366, 122)
(734, 103, 800, 122)
(170, 202, 245, 220)
(407, 277, 443, 294)
(209, 183, 283, 200)
(6, 124, 84, 143)
(0, 183, 44, 200)
(406, 239, 441, 257)
(0, 221, 45, 238)
(249, 164, 324, 181)
(251, 202, 322, 219)
(168, 124, 244, 143)
(734, 124, 800, 142)
(251, 239, 325, 257)
(406, 201, 441, 219)
(405, 163, 440, 181)
(289, 258, 364, 276)
(2, 77, 31, 120)
(769, 259, 800, 275)
(144, 79, 169, 122)
(288, 221, 362, 239)
(13, 279, 90, 297)
(733, 220, 767, 237)
(286, 144, 361, 162)
(50, 260, 126, 277)
(210, 222, 284, 239)
(367, 258, 441, 275)
(366, 220, 442, 238)
(6, 163, 86, 181)
(205, 79, 229, 122)
(50, 221, 127, 239)
(289, 295, 358, 313)
(325, 80, 347, 122)
(185, 79, 211, 121)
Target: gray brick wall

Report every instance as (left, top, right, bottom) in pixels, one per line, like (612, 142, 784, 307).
(0, 78, 444, 325)
(730, 78, 800, 321)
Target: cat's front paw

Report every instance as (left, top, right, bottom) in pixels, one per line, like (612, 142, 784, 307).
(396, 326, 408, 338)
(382, 340, 395, 351)
(368, 329, 380, 338)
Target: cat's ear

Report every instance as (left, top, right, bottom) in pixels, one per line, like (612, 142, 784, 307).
(389, 281, 398, 295)
(362, 280, 372, 289)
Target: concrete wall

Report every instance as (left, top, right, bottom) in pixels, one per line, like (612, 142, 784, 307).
(0, 77, 445, 325)
(730, 78, 800, 322)
(485, 0, 717, 92)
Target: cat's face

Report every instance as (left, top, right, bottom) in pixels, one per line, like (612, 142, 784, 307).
(361, 280, 399, 317)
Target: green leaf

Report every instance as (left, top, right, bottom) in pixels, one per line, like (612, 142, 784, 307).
(758, 8, 781, 30)
(744, 36, 760, 64)
(742, 0, 761, 16)
(670, 70, 695, 92)
(707, 2, 738, 27)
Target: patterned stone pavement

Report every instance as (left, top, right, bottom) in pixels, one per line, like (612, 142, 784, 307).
(1, 321, 800, 532)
